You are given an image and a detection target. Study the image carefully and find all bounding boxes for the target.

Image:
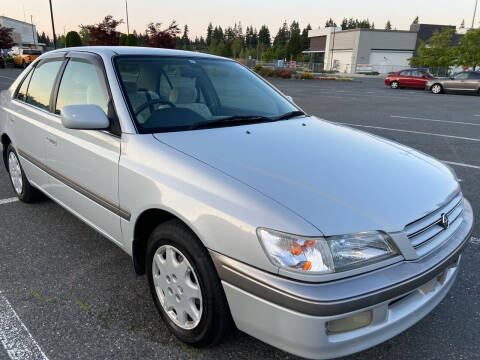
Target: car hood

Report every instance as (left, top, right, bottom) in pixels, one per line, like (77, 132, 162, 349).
(153, 117, 459, 235)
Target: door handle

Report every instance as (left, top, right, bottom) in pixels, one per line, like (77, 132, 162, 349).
(46, 136, 57, 146)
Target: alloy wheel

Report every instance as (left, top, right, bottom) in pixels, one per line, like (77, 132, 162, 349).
(432, 84, 442, 94)
(152, 245, 203, 330)
(8, 151, 23, 195)
(390, 81, 399, 89)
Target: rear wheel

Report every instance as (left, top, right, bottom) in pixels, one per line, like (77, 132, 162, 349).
(431, 84, 443, 94)
(390, 81, 399, 89)
(7, 144, 40, 203)
(146, 219, 232, 347)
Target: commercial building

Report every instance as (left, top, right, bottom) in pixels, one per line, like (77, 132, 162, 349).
(0, 16, 39, 49)
(305, 27, 418, 74)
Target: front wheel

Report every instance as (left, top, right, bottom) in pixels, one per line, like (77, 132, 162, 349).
(7, 145, 40, 202)
(146, 219, 232, 347)
(390, 81, 399, 89)
(431, 84, 443, 94)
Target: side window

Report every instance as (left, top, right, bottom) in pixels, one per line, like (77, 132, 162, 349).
(468, 72, 480, 79)
(399, 70, 410, 76)
(26, 60, 63, 111)
(410, 70, 422, 77)
(16, 70, 34, 102)
(454, 72, 468, 80)
(56, 59, 109, 115)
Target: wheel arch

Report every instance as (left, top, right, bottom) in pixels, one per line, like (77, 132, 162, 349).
(132, 208, 202, 275)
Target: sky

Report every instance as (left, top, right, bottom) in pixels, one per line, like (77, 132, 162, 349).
(1, 0, 479, 39)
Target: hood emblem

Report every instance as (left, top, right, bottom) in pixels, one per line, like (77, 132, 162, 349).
(440, 213, 449, 230)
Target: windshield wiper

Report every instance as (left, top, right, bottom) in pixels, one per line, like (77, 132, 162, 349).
(272, 110, 306, 121)
(188, 115, 275, 130)
(188, 111, 307, 130)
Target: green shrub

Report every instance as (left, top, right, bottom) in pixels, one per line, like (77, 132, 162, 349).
(253, 64, 263, 72)
(119, 34, 127, 46)
(65, 31, 82, 47)
(300, 71, 314, 79)
(125, 34, 137, 46)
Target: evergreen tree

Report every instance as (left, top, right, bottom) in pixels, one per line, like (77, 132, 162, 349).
(273, 21, 289, 48)
(258, 25, 271, 47)
(286, 21, 303, 60)
(385, 20, 392, 31)
(412, 16, 419, 25)
(119, 33, 127, 45)
(206, 23, 213, 46)
(125, 33, 137, 46)
(325, 18, 337, 27)
(301, 24, 312, 51)
(182, 25, 190, 49)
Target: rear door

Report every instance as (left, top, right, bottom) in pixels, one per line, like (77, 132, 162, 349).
(6, 56, 65, 189)
(397, 70, 411, 87)
(409, 70, 427, 88)
(464, 72, 480, 91)
(44, 51, 123, 244)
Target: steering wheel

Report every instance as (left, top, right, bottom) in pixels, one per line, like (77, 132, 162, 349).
(134, 99, 176, 116)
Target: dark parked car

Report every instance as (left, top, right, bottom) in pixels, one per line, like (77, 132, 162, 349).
(385, 69, 435, 89)
(426, 71, 480, 95)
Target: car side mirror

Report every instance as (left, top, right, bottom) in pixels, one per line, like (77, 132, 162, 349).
(61, 104, 110, 130)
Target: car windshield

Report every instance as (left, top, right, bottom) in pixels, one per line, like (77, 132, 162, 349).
(114, 56, 300, 133)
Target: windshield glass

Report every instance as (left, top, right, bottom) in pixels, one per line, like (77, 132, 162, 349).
(114, 56, 298, 133)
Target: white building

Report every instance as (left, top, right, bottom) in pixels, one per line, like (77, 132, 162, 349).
(0, 16, 39, 49)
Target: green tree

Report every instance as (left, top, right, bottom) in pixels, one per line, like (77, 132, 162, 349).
(412, 16, 419, 25)
(65, 31, 82, 47)
(325, 18, 337, 27)
(125, 33, 137, 46)
(0, 26, 15, 49)
(409, 29, 456, 75)
(301, 24, 312, 50)
(286, 21, 302, 60)
(79, 27, 90, 45)
(385, 20, 392, 31)
(181, 25, 190, 49)
(456, 29, 480, 70)
(262, 47, 275, 61)
(119, 33, 127, 45)
(206, 23, 213, 46)
(258, 25, 271, 47)
(273, 21, 289, 48)
(232, 37, 244, 58)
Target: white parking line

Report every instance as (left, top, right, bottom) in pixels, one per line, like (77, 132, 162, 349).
(471, 237, 480, 245)
(391, 115, 480, 126)
(338, 122, 480, 142)
(0, 293, 49, 360)
(0, 75, 15, 80)
(0, 198, 18, 205)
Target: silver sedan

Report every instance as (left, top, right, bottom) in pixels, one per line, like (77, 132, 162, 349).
(426, 71, 480, 94)
(0, 47, 474, 359)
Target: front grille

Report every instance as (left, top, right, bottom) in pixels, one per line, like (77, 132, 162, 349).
(405, 193, 464, 257)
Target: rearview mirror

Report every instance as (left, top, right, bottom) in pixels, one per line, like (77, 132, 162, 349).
(61, 104, 110, 130)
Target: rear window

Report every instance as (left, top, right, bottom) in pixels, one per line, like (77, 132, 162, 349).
(23, 50, 41, 55)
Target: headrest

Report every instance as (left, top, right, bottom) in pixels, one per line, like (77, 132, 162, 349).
(123, 81, 138, 93)
(169, 87, 197, 104)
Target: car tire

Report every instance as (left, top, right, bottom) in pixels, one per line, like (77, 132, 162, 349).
(6, 144, 40, 203)
(431, 84, 443, 94)
(22, 61, 27, 69)
(146, 219, 233, 347)
(390, 81, 399, 89)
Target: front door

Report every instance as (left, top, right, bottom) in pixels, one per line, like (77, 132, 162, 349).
(44, 52, 124, 244)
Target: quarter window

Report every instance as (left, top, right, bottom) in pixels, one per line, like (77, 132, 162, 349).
(25, 60, 63, 111)
(454, 72, 469, 80)
(16, 70, 34, 102)
(56, 59, 110, 115)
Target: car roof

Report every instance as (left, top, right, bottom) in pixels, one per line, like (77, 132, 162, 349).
(45, 46, 226, 60)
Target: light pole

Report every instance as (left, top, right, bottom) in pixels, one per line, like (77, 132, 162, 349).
(125, 0, 130, 35)
(49, 0, 57, 49)
(30, 15, 36, 48)
(473, 0, 479, 29)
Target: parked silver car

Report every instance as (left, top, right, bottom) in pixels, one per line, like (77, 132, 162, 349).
(0, 47, 474, 359)
(426, 71, 480, 94)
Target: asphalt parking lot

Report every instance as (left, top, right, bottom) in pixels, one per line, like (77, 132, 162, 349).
(1, 67, 479, 360)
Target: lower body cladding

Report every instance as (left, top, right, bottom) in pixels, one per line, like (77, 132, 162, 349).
(210, 200, 473, 359)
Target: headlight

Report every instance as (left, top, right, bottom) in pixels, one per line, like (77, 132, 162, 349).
(257, 228, 397, 274)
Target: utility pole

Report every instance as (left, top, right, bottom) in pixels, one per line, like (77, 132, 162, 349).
(125, 0, 130, 35)
(49, 0, 57, 49)
(30, 15, 36, 48)
(473, 0, 479, 29)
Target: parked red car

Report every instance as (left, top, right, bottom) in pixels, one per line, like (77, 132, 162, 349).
(385, 69, 435, 89)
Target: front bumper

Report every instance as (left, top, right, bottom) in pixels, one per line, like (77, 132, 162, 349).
(211, 199, 473, 359)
